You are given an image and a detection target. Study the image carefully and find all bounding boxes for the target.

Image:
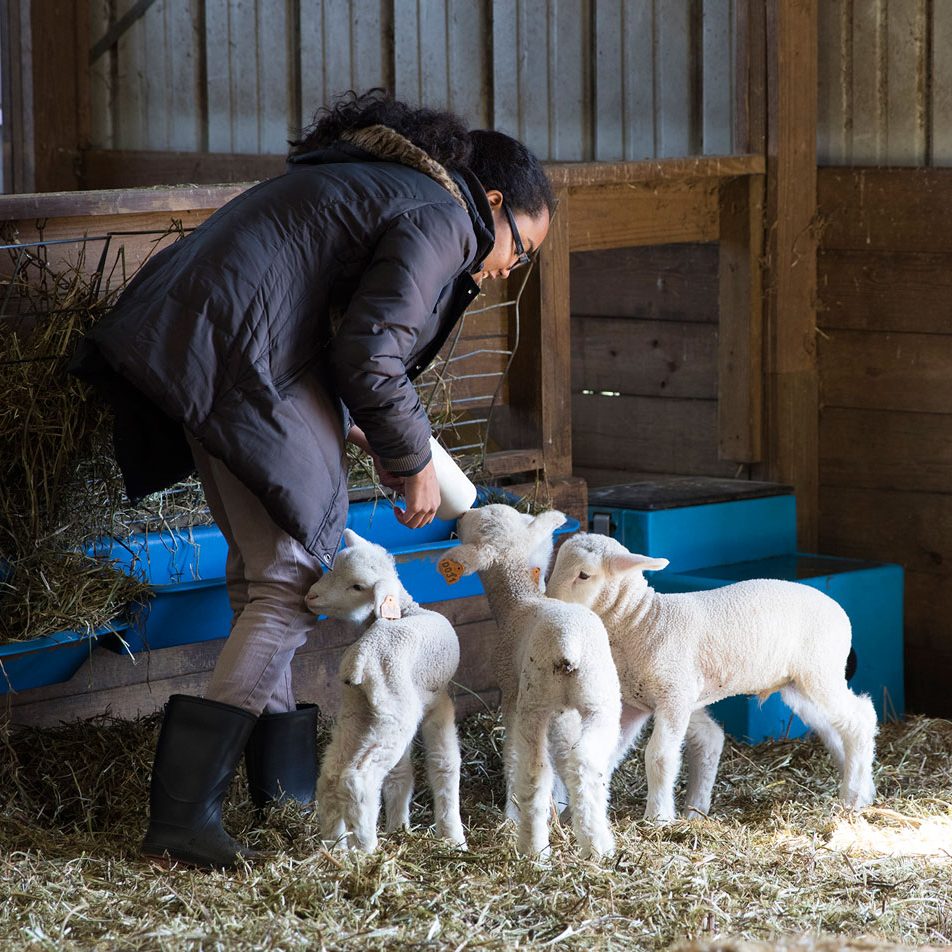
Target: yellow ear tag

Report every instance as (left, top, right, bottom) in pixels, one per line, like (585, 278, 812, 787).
(380, 595, 401, 620)
(530, 566, 542, 588)
(438, 558, 465, 585)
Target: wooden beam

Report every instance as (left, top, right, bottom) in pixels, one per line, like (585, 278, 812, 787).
(545, 154, 765, 188)
(568, 181, 720, 252)
(717, 174, 765, 463)
(81, 148, 287, 190)
(760, 0, 819, 548)
(31, 0, 88, 191)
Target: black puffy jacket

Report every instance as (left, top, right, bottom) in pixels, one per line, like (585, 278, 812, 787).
(69, 126, 495, 566)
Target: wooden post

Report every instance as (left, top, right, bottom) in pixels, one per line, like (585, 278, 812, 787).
(506, 187, 573, 481)
(718, 173, 765, 464)
(31, 0, 89, 191)
(760, 0, 819, 548)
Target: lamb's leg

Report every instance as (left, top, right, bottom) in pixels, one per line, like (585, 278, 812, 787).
(560, 710, 618, 859)
(682, 708, 724, 818)
(381, 743, 414, 833)
(644, 706, 691, 822)
(611, 703, 652, 773)
(499, 703, 521, 823)
(513, 710, 554, 857)
(317, 730, 348, 846)
(780, 684, 846, 772)
(341, 722, 415, 852)
(420, 690, 467, 847)
(786, 678, 877, 809)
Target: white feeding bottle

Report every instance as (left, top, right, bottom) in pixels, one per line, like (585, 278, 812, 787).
(429, 436, 478, 520)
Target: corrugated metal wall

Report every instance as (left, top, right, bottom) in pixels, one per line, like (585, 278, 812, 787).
(818, 0, 952, 166)
(89, 0, 740, 161)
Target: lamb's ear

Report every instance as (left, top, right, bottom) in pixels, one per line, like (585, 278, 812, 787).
(609, 553, 670, 574)
(438, 542, 492, 584)
(532, 510, 568, 537)
(373, 579, 402, 620)
(343, 528, 368, 549)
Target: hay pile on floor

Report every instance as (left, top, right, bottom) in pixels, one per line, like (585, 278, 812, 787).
(1, 712, 950, 950)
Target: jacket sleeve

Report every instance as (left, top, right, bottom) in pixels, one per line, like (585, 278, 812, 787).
(328, 203, 475, 476)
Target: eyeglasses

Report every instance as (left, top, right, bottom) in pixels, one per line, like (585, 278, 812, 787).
(502, 201, 532, 269)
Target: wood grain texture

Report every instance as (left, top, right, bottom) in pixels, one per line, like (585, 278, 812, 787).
(819, 330, 952, 414)
(572, 393, 738, 478)
(568, 182, 720, 252)
(571, 316, 717, 400)
(821, 407, 952, 494)
(818, 249, 952, 333)
(819, 168, 952, 253)
(569, 244, 719, 322)
(761, 0, 819, 548)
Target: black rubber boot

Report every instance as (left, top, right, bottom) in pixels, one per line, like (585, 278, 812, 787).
(244, 703, 320, 809)
(141, 694, 260, 869)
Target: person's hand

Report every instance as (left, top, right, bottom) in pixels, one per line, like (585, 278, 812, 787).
(396, 460, 440, 528)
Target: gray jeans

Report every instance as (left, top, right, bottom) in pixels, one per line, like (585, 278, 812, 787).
(187, 432, 325, 715)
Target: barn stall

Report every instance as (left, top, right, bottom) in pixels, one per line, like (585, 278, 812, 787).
(1, 1, 951, 949)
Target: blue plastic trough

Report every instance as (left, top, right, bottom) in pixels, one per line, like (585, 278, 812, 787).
(2, 497, 578, 693)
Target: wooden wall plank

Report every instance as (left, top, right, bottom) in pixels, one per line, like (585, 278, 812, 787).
(819, 168, 952, 253)
(567, 181, 720, 252)
(30, 0, 86, 189)
(624, 0, 659, 159)
(850, 0, 886, 164)
(885, 0, 927, 164)
(593, 0, 624, 161)
(930, 0, 952, 166)
(816, 0, 849, 164)
(821, 407, 952, 494)
(257, 0, 291, 152)
(573, 393, 737, 477)
(447, 0, 489, 127)
(820, 330, 952, 414)
(204, 0, 233, 152)
(818, 249, 952, 333)
(658, 0, 696, 156)
(902, 571, 952, 716)
(167, 0, 203, 151)
(571, 316, 717, 399)
(702, 0, 733, 155)
(818, 485, 952, 578)
(570, 244, 720, 321)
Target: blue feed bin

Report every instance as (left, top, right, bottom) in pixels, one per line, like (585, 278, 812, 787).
(1, 492, 578, 693)
(588, 479, 905, 743)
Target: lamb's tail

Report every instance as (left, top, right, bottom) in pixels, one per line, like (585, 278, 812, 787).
(552, 639, 582, 675)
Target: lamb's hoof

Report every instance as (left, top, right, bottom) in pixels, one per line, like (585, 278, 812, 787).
(582, 832, 616, 860)
(644, 806, 677, 824)
(682, 804, 710, 820)
(841, 785, 876, 811)
(516, 837, 551, 860)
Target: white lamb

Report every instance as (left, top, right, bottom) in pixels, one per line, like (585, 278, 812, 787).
(438, 505, 621, 858)
(547, 533, 878, 821)
(304, 529, 466, 852)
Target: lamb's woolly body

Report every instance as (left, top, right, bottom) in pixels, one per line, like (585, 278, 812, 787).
(549, 534, 878, 821)
(453, 505, 621, 858)
(306, 532, 465, 852)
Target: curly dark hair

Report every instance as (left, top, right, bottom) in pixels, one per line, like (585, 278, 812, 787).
(291, 89, 554, 219)
(290, 88, 472, 170)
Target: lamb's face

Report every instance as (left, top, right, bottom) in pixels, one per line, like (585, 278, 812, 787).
(304, 533, 399, 623)
(547, 535, 613, 607)
(452, 504, 566, 586)
(548, 534, 669, 607)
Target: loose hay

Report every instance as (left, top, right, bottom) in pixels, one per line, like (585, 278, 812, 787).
(1, 713, 950, 950)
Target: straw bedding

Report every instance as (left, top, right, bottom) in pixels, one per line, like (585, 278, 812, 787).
(1, 712, 950, 951)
